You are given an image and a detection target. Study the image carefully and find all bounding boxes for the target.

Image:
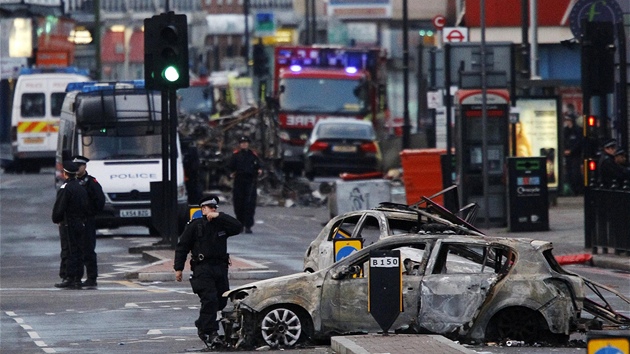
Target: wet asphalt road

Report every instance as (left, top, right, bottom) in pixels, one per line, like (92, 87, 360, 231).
(1, 168, 628, 354)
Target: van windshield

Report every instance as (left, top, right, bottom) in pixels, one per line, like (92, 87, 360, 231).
(82, 135, 162, 160)
(279, 78, 367, 113)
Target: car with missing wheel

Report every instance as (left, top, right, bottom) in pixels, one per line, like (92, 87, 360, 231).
(221, 229, 630, 350)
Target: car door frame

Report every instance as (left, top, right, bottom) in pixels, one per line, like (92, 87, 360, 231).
(319, 239, 429, 335)
(418, 239, 499, 335)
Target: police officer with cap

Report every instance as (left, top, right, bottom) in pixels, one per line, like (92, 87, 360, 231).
(597, 138, 624, 187)
(52, 161, 89, 289)
(72, 155, 105, 288)
(174, 195, 242, 347)
(229, 135, 262, 233)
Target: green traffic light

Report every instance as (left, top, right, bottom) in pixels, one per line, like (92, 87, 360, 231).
(163, 65, 180, 82)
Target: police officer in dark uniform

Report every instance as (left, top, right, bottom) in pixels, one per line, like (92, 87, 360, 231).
(229, 136, 262, 233)
(563, 116, 583, 195)
(72, 155, 105, 288)
(174, 196, 242, 347)
(52, 161, 89, 289)
(598, 139, 625, 188)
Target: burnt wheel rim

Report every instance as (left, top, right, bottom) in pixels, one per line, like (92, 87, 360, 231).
(494, 307, 540, 341)
(260, 308, 302, 347)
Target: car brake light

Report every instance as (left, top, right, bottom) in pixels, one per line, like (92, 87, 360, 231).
(309, 141, 328, 151)
(360, 142, 377, 153)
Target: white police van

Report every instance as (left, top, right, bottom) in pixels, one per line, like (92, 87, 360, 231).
(56, 80, 188, 234)
(9, 67, 90, 172)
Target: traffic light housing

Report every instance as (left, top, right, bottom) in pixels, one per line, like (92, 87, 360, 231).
(583, 115, 600, 158)
(581, 21, 615, 96)
(585, 158, 597, 187)
(144, 12, 190, 90)
(253, 42, 269, 77)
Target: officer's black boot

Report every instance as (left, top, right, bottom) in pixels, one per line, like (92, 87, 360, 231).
(82, 278, 97, 288)
(54, 278, 72, 288)
(67, 278, 83, 290)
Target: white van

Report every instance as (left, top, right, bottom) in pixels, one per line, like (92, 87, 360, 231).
(10, 67, 90, 172)
(56, 80, 188, 234)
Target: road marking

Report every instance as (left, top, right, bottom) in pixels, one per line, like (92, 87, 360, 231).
(4, 311, 55, 353)
(147, 329, 162, 335)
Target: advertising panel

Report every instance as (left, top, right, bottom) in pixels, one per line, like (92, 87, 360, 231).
(514, 98, 560, 189)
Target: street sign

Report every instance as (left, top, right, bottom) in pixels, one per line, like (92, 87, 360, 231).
(255, 12, 275, 36)
(432, 15, 446, 30)
(334, 238, 362, 262)
(368, 249, 401, 334)
(569, 0, 623, 39)
(443, 27, 468, 43)
(427, 90, 443, 109)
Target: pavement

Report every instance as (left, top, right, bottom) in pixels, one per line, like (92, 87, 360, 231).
(124, 195, 629, 354)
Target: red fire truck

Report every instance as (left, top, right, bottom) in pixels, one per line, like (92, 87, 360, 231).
(272, 45, 388, 174)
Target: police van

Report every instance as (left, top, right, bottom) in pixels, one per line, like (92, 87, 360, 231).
(56, 80, 188, 234)
(9, 67, 90, 172)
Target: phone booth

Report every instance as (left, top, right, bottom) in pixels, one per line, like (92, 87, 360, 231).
(456, 89, 510, 227)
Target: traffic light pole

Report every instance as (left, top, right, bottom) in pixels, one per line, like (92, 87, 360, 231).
(157, 89, 179, 246)
(158, 90, 170, 246)
(169, 90, 179, 247)
(144, 11, 189, 246)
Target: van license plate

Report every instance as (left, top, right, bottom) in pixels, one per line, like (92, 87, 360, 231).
(120, 209, 151, 217)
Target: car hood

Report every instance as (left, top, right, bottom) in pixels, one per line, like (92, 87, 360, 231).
(225, 271, 318, 297)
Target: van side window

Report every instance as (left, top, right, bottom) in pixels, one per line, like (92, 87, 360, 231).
(51, 93, 66, 117)
(21, 93, 45, 117)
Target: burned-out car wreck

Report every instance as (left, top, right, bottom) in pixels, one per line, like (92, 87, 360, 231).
(220, 202, 630, 350)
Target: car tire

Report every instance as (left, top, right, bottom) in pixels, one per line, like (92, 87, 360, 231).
(257, 305, 313, 348)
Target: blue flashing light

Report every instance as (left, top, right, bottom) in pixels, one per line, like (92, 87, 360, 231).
(19, 67, 90, 76)
(66, 80, 146, 93)
(345, 66, 358, 74)
(289, 65, 302, 72)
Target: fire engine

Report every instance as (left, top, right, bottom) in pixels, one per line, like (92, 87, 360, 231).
(271, 45, 388, 174)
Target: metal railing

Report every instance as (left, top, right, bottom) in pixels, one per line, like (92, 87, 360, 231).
(584, 180, 630, 254)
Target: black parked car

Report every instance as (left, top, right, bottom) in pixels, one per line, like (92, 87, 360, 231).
(303, 118, 382, 179)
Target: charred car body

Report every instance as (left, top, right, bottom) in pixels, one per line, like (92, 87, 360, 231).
(303, 201, 482, 273)
(221, 201, 630, 350)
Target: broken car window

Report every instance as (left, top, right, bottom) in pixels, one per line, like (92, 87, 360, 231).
(432, 243, 514, 275)
(328, 215, 362, 241)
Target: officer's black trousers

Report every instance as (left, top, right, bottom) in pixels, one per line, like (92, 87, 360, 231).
(58, 224, 69, 279)
(189, 264, 229, 334)
(65, 219, 85, 281)
(233, 176, 257, 228)
(79, 217, 98, 281)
